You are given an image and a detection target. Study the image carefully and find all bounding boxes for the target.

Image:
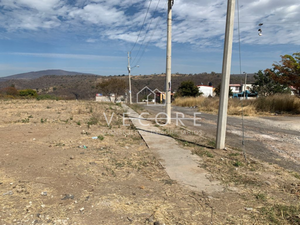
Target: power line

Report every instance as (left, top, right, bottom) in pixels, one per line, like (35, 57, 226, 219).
(236, 0, 249, 163)
(132, 0, 163, 65)
(129, 0, 153, 53)
(134, 14, 163, 66)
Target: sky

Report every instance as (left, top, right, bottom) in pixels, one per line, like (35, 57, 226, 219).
(0, 0, 299, 77)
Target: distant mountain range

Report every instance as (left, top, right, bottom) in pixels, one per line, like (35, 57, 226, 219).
(0, 69, 255, 100)
(0, 69, 98, 81)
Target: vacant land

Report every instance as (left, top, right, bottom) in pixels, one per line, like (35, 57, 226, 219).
(173, 95, 300, 115)
(1, 100, 300, 224)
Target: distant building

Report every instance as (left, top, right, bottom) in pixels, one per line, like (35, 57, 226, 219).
(197, 85, 214, 97)
(154, 90, 174, 103)
(95, 93, 114, 102)
(229, 84, 254, 93)
(230, 84, 257, 99)
(229, 84, 241, 94)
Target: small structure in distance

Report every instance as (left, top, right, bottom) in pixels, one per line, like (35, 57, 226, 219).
(95, 93, 115, 102)
(197, 85, 214, 97)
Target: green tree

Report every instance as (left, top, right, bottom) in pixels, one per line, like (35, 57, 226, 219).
(176, 81, 199, 97)
(96, 78, 127, 101)
(214, 84, 233, 96)
(265, 52, 300, 95)
(19, 89, 38, 97)
(252, 70, 290, 96)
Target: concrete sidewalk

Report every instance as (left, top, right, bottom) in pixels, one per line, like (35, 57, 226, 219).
(123, 105, 223, 194)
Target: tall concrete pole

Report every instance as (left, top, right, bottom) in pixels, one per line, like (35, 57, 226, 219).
(127, 52, 132, 104)
(216, 0, 236, 149)
(243, 72, 247, 99)
(165, 0, 173, 124)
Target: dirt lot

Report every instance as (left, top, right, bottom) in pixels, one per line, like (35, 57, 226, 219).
(1, 100, 300, 224)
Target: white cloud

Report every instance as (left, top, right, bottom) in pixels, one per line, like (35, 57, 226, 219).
(68, 4, 126, 26)
(0, 0, 299, 48)
(17, 0, 63, 11)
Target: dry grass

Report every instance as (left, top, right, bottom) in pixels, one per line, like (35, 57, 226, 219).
(255, 94, 300, 114)
(173, 95, 300, 115)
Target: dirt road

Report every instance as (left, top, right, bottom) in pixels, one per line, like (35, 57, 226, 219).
(141, 104, 300, 172)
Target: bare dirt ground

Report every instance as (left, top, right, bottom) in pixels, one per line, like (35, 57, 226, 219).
(1, 100, 300, 224)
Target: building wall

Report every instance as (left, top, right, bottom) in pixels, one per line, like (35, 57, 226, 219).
(95, 96, 111, 102)
(198, 86, 213, 97)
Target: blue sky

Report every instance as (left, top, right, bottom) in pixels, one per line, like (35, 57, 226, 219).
(0, 0, 299, 77)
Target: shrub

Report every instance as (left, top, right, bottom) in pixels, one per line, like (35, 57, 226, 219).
(97, 135, 104, 141)
(0, 86, 18, 96)
(19, 89, 38, 97)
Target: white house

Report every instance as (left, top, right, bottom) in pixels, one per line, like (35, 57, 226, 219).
(229, 84, 254, 93)
(197, 85, 214, 97)
(229, 84, 241, 94)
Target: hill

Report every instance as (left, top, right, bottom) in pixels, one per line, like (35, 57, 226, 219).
(0, 69, 96, 81)
(0, 72, 255, 100)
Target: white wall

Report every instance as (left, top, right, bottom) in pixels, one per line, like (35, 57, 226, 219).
(198, 86, 213, 97)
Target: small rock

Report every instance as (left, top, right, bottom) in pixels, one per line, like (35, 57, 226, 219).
(61, 194, 74, 200)
(154, 222, 161, 225)
(265, 181, 271, 186)
(147, 216, 154, 222)
(79, 207, 84, 212)
(70, 156, 74, 160)
(220, 158, 224, 161)
(245, 207, 253, 211)
(3, 190, 13, 196)
(41, 192, 47, 196)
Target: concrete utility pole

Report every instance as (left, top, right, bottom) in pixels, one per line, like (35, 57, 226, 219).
(127, 52, 132, 104)
(216, 0, 236, 149)
(165, 0, 173, 124)
(243, 72, 247, 99)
